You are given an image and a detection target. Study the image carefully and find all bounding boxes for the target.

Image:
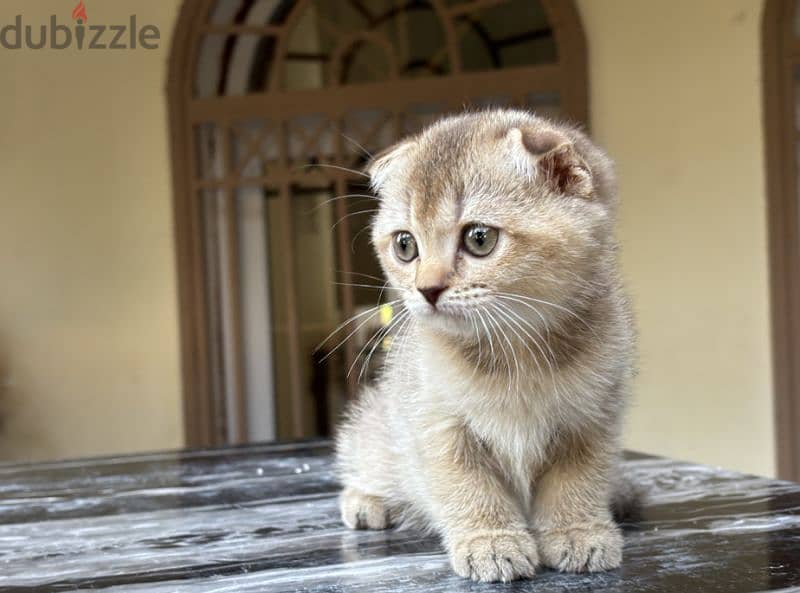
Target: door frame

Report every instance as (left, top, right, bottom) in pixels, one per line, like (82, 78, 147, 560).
(167, 0, 588, 447)
(763, 0, 800, 481)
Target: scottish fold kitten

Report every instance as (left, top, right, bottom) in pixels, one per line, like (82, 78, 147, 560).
(335, 109, 636, 582)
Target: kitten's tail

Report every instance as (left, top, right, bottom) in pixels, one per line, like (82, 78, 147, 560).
(610, 474, 645, 524)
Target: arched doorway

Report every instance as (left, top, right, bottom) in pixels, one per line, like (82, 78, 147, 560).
(168, 0, 588, 447)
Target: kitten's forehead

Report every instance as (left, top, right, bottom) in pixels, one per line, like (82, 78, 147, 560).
(405, 117, 499, 224)
(405, 114, 524, 225)
(372, 109, 595, 239)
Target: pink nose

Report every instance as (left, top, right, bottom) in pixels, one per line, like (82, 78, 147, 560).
(419, 285, 447, 306)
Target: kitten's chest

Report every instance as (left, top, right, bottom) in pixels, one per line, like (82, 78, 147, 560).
(463, 407, 552, 512)
(414, 342, 560, 507)
(420, 346, 555, 467)
(467, 401, 553, 470)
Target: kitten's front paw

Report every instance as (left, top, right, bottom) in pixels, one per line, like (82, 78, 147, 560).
(339, 488, 390, 530)
(449, 530, 539, 582)
(537, 524, 622, 572)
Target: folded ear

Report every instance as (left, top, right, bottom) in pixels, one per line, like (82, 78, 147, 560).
(506, 127, 594, 198)
(367, 139, 415, 193)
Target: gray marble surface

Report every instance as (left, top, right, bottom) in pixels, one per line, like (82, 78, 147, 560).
(0, 440, 798, 592)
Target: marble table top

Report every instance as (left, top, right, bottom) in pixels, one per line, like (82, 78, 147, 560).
(0, 440, 798, 592)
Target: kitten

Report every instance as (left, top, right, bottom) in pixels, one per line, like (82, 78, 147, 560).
(334, 109, 636, 582)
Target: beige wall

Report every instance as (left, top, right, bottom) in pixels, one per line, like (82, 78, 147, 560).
(578, 0, 774, 476)
(0, 0, 184, 460)
(0, 1, 776, 475)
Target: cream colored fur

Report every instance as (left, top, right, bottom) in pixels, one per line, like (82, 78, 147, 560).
(335, 109, 636, 582)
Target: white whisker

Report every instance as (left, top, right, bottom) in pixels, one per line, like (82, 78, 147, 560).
(350, 223, 373, 253)
(316, 299, 401, 361)
(369, 312, 411, 377)
(337, 270, 386, 283)
(341, 133, 374, 161)
(493, 301, 548, 383)
(333, 281, 405, 292)
(494, 300, 558, 375)
(351, 309, 409, 381)
(496, 291, 597, 337)
(308, 193, 377, 213)
(474, 306, 496, 368)
(484, 306, 516, 389)
(300, 163, 370, 178)
(332, 209, 379, 230)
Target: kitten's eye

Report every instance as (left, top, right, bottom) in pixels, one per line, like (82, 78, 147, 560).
(392, 231, 418, 263)
(462, 224, 499, 257)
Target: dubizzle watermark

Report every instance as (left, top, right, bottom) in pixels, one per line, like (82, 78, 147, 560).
(0, 1, 161, 50)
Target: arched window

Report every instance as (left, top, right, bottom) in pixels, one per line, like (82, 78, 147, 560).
(168, 0, 588, 447)
(763, 0, 800, 480)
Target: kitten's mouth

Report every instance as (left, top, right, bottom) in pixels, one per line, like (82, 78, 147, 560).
(416, 303, 476, 326)
(412, 295, 490, 321)
(406, 289, 495, 330)
(431, 305, 469, 317)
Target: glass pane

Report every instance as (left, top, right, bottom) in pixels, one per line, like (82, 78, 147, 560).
(195, 34, 229, 98)
(291, 184, 340, 325)
(331, 0, 449, 83)
(208, 0, 248, 26)
(288, 183, 345, 437)
(284, 3, 335, 91)
(458, 0, 557, 71)
(341, 187, 384, 309)
(403, 102, 448, 135)
(230, 120, 279, 179)
(195, 123, 225, 180)
(500, 34, 557, 68)
(199, 188, 231, 441)
(203, 0, 556, 94)
(468, 95, 514, 109)
(332, 182, 398, 389)
(287, 114, 335, 167)
(524, 91, 561, 120)
(282, 0, 451, 88)
(337, 38, 394, 85)
(342, 109, 394, 168)
(237, 186, 277, 441)
(196, 34, 277, 97)
(208, 0, 293, 27)
(262, 192, 292, 438)
(371, 0, 450, 80)
(239, 180, 365, 438)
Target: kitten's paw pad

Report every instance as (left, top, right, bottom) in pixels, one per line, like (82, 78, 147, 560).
(339, 488, 390, 530)
(450, 530, 539, 582)
(538, 524, 622, 572)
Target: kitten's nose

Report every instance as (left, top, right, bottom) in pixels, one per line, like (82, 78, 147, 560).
(419, 285, 447, 307)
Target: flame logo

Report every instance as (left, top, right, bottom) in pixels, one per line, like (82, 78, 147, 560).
(71, 0, 88, 22)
